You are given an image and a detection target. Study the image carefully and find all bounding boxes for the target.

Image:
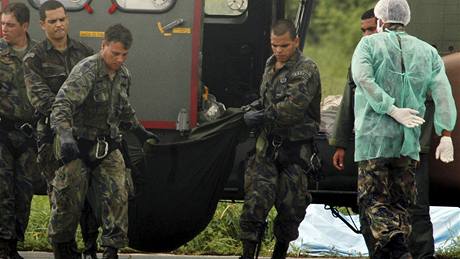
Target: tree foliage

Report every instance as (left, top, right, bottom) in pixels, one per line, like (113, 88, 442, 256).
(285, 0, 376, 96)
(288, 0, 375, 54)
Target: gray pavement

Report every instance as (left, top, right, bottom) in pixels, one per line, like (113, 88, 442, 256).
(18, 252, 365, 259)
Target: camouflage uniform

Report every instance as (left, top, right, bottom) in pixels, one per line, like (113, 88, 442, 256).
(23, 37, 99, 252)
(240, 49, 321, 243)
(329, 68, 435, 258)
(0, 36, 38, 243)
(49, 53, 138, 248)
(357, 157, 417, 257)
(23, 37, 93, 184)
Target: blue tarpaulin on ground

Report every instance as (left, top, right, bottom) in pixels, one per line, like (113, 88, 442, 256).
(293, 204, 460, 256)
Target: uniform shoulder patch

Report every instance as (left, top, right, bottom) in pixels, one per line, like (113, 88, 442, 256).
(291, 71, 308, 78)
(290, 70, 312, 82)
(23, 52, 35, 61)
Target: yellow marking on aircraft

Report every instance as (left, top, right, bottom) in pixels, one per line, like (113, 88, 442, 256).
(80, 31, 105, 38)
(172, 28, 192, 34)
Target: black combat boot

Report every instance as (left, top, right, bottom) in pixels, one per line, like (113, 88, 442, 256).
(0, 238, 11, 259)
(83, 250, 98, 259)
(388, 233, 412, 259)
(102, 246, 118, 259)
(52, 241, 81, 259)
(271, 241, 289, 259)
(373, 249, 391, 259)
(82, 233, 98, 259)
(8, 240, 23, 259)
(239, 240, 257, 259)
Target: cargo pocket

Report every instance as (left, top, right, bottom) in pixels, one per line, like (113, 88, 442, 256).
(38, 143, 58, 183)
(50, 160, 87, 209)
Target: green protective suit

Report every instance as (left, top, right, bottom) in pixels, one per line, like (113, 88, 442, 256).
(351, 30, 457, 162)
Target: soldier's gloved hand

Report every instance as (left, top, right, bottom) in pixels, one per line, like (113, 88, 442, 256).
(387, 105, 425, 128)
(59, 128, 79, 164)
(132, 126, 160, 144)
(435, 136, 454, 163)
(241, 99, 262, 112)
(243, 110, 265, 128)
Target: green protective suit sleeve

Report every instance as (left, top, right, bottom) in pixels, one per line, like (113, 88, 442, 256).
(429, 53, 457, 136)
(351, 37, 395, 114)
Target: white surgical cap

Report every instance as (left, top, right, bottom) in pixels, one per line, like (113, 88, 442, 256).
(374, 0, 411, 26)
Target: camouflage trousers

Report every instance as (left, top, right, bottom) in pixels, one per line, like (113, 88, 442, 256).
(48, 149, 128, 248)
(239, 142, 312, 243)
(38, 142, 100, 247)
(360, 154, 434, 259)
(0, 129, 38, 241)
(358, 157, 417, 257)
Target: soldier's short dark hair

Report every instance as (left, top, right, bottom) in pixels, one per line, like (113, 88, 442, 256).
(3, 2, 30, 25)
(361, 8, 375, 20)
(104, 24, 133, 49)
(39, 0, 66, 21)
(271, 19, 297, 40)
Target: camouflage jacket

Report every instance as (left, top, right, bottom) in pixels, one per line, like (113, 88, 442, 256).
(0, 35, 37, 123)
(260, 49, 321, 141)
(329, 67, 355, 149)
(23, 37, 93, 117)
(50, 53, 138, 141)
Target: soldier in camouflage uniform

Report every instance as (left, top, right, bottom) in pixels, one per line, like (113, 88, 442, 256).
(239, 19, 321, 259)
(351, 0, 457, 258)
(22, 1, 98, 258)
(50, 24, 155, 259)
(329, 8, 436, 259)
(0, 3, 37, 259)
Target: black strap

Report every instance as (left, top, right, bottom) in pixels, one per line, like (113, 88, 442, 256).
(0, 116, 22, 131)
(396, 34, 406, 74)
(79, 138, 120, 170)
(0, 127, 35, 158)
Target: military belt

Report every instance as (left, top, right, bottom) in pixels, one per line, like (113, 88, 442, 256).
(77, 136, 121, 170)
(0, 115, 35, 138)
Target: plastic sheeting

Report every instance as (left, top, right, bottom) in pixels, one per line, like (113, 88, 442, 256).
(292, 204, 460, 256)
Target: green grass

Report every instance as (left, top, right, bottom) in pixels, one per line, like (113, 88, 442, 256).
(21, 196, 460, 258)
(21, 198, 280, 255)
(20, 196, 51, 251)
(20, 196, 95, 252)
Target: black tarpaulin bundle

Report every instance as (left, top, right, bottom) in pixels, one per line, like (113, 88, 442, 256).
(127, 109, 246, 252)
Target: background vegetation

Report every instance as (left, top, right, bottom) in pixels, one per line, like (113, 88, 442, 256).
(296, 0, 375, 97)
(22, 0, 460, 257)
(23, 197, 460, 257)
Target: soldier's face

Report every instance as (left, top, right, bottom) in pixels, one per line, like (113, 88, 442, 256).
(361, 17, 377, 36)
(101, 41, 129, 73)
(1, 13, 28, 46)
(40, 7, 69, 42)
(270, 31, 299, 63)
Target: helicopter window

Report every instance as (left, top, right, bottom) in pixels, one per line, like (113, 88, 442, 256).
(113, 0, 177, 13)
(27, 0, 91, 11)
(205, 0, 248, 16)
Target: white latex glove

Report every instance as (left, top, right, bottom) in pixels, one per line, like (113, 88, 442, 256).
(435, 136, 454, 163)
(387, 105, 425, 128)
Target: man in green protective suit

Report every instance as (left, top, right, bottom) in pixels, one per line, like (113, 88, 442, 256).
(351, 0, 457, 258)
(330, 7, 436, 259)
